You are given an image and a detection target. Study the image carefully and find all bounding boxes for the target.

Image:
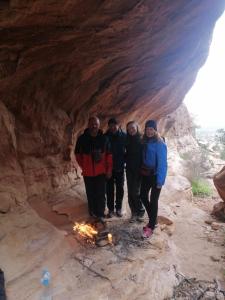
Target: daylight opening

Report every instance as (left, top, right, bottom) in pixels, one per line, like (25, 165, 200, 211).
(185, 12, 225, 131)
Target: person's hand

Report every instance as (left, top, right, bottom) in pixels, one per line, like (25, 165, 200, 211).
(106, 171, 112, 179)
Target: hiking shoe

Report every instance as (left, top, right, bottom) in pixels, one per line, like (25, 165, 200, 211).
(116, 210, 123, 218)
(129, 215, 136, 223)
(106, 211, 114, 218)
(142, 227, 153, 238)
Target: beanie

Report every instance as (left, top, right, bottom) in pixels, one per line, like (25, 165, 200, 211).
(145, 119, 157, 131)
(108, 118, 118, 125)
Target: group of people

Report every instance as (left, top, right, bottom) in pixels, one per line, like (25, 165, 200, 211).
(75, 116, 167, 238)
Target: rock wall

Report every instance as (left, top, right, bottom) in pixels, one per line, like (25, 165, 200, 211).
(0, 1, 225, 208)
(160, 104, 198, 154)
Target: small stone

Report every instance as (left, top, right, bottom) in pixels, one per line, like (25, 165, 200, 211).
(203, 291, 216, 299)
(211, 222, 222, 230)
(150, 235, 168, 250)
(216, 292, 225, 300)
(157, 215, 173, 226)
(160, 224, 167, 231)
(83, 258, 93, 267)
(210, 255, 220, 262)
(96, 239, 109, 247)
(164, 224, 175, 236)
(205, 220, 213, 225)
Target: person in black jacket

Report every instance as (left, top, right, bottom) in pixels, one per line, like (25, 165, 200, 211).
(105, 118, 126, 217)
(126, 121, 145, 222)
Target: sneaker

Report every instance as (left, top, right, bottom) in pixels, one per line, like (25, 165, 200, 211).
(143, 224, 149, 231)
(106, 211, 114, 218)
(129, 215, 136, 223)
(142, 227, 153, 238)
(116, 210, 123, 218)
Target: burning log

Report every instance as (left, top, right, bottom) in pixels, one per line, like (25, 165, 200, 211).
(73, 222, 98, 244)
(73, 222, 113, 247)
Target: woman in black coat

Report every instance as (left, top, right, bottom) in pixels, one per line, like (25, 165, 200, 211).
(126, 121, 145, 222)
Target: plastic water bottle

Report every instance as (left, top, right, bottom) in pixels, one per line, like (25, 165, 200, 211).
(40, 269, 52, 300)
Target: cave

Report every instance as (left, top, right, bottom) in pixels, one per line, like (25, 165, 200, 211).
(1, 1, 225, 299)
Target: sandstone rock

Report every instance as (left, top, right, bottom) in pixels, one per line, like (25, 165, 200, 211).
(0, 1, 224, 207)
(216, 292, 225, 300)
(205, 220, 213, 225)
(160, 224, 167, 231)
(211, 222, 222, 231)
(210, 255, 220, 262)
(158, 215, 173, 226)
(150, 233, 169, 250)
(212, 202, 225, 221)
(0, 2, 224, 299)
(213, 166, 225, 202)
(164, 224, 175, 236)
(203, 291, 217, 299)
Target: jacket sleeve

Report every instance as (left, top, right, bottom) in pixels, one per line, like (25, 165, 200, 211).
(105, 136, 113, 173)
(75, 136, 83, 169)
(156, 142, 167, 186)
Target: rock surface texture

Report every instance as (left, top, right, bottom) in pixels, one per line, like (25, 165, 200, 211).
(0, 1, 225, 204)
(1, 1, 225, 300)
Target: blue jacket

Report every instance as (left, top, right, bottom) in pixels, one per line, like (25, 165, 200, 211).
(142, 138, 167, 186)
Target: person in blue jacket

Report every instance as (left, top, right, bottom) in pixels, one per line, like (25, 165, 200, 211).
(140, 119, 167, 238)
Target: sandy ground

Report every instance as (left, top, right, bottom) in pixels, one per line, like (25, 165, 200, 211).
(28, 181, 225, 288)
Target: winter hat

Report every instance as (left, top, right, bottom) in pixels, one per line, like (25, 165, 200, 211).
(108, 118, 118, 125)
(145, 119, 157, 131)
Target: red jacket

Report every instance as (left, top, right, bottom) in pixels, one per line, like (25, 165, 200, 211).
(75, 129, 112, 177)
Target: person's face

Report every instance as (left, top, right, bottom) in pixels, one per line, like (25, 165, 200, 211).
(127, 124, 137, 136)
(145, 127, 156, 138)
(88, 117, 100, 136)
(109, 123, 119, 134)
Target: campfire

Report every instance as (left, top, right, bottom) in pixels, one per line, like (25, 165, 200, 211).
(73, 222, 113, 246)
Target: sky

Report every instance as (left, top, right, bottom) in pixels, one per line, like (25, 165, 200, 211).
(184, 11, 225, 130)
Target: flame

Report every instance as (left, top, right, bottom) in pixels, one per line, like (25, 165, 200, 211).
(108, 233, 113, 244)
(73, 222, 98, 240)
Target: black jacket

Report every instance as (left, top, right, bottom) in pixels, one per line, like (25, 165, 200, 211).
(105, 129, 126, 171)
(126, 133, 142, 172)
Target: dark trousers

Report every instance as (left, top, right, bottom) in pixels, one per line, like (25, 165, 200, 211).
(83, 174, 106, 218)
(106, 170, 124, 211)
(126, 169, 145, 217)
(140, 175, 161, 230)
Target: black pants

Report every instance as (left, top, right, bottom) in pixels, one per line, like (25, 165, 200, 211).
(106, 170, 124, 211)
(140, 175, 161, 230)
(83, 174, 106, 218)
(126, 169, 145, 217)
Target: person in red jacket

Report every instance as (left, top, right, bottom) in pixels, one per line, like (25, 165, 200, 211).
(75, 116, 112, 221)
